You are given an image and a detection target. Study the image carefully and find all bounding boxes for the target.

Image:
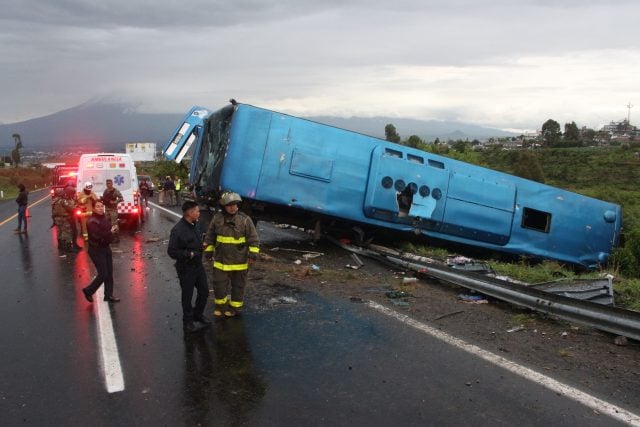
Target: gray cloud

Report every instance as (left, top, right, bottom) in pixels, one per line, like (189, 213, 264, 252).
(1, 0, 640, 128)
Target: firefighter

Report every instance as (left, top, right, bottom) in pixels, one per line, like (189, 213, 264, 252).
(77, 182, 99, 241)
(102, 179, 123, 243)
(204, 192, 259, 318)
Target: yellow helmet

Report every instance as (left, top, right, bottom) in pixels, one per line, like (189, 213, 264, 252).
(220, 191, 242, 206)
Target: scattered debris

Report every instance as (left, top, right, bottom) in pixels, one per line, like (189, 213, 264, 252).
(267, 296, 298, 305)
(432, 310, 464, 321)
(457, 293, 488, 304)
(271, 247, 323, 257)
(145, 237, 161, 243)
(346, 253, 365, 270)
(507, 325, 525, 333)
(614, 336, 628, 346)
(386, 290, 411, 299)
(448, 256, 473, 265)
(391, 300, 410, 307)
(302, 253, 323, 261)
(402, 277, 418, 284)
(293, 260, 302, 265)
(561, 331, 569, 338)
(310, 264, 320, 272)
(349, 296, 364, 303)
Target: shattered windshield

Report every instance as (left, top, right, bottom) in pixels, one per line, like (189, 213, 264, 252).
(193, 105, 234, 190)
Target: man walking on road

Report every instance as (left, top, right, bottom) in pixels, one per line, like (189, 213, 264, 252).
(102, 179, 123, 243)
(82, 201, 120, 303)
(168, 201, 210, 333)
(204, 192, 259, 318)
(14, 183, 28, 234)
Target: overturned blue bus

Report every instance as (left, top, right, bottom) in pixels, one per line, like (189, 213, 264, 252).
(163, 102, 621, 268)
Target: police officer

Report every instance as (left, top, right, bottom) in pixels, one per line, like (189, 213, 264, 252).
(168, 201, 210, 333)
(204, 192, 259, 318)
(103, 179, 123, 243)
(77, 182, 99, 241)
(82, 201, 120, 303)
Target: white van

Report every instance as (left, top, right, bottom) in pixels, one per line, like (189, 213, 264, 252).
(76, 153, 145, 225)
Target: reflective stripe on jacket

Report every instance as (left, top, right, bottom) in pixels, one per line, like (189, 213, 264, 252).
(204, 211, 259, 271)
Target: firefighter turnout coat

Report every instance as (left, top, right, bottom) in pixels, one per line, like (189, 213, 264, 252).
(204, 211, 260, 272)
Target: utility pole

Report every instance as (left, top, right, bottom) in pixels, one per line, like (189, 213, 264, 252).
(627, 102, 634, 131)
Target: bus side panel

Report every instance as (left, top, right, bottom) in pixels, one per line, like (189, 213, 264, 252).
(252, 111, 374, 221)
(219, 106, 272, 198)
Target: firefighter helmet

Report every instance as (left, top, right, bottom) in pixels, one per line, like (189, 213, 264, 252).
(83, 181, 93, 190)
(220, 192, 242, 206)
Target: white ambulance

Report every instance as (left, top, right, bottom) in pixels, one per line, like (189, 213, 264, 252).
(76, 153, 145, 226)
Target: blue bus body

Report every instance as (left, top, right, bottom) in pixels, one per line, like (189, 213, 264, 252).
(163, 103, 622, 268)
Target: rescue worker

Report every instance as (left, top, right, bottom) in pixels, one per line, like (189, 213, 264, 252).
(204, 192, 259, 318)
(82, 201, 120, 303)
(77, 182, 99, 241)
(102, 179, 123, 243)
(168, 201, 210, 333)
(52, 188, 72, 253)
(174, 176, 181, 205)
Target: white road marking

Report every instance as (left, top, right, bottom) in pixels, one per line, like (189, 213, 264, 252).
(94, 287, 125, 393)
(148, 201, 181, 219)
(367, 300, 640, 426)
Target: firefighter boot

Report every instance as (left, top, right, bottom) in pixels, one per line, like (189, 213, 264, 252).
(213, 304, 225, 318)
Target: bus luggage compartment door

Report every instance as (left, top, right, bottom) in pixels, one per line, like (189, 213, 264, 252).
(364, 146, 449, 229)
(441, 173, 516, 245)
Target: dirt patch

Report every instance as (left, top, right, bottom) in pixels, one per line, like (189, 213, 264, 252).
(248, 235, 640, 409)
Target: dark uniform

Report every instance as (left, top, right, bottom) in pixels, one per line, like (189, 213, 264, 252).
(168, 217, 209, 325)
(83, 211, 116, 300)
(204, 210, 259, 316)
(102, 186, 123, 242)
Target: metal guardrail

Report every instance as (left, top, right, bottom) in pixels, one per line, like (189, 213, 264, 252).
(330, 238, 640, 341)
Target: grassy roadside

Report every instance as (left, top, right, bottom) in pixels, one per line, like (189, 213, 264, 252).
(0, 167, 51, 201)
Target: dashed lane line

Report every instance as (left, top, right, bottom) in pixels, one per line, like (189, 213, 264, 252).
(94, 287, 125, 393)
(367, 300, 640, 426)
(0, 194, 50, 227)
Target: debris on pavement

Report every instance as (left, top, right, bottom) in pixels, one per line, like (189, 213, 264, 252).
(402, 277, 418, 284)
(507, 325, 525, 333)
(145, 237, 161, 243)
(432, 310, 465, 321)
(386, 290, 411, 299)
(346, 253, 365, 270)
(267, 296, 298, 305)
(614, 336, 628, 346)
(457, 293, 489, 304)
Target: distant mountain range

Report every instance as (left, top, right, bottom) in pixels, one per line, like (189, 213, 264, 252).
(0, 100, 514, 151)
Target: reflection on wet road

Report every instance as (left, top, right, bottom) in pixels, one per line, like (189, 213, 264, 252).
(0, 196, 635, 426)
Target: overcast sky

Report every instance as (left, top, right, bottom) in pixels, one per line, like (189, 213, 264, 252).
(2, 0, 640, 130)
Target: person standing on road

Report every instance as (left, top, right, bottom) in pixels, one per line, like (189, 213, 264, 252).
(77, 182, 99, 241)
(204, 192, 259, 318)
(163, 176, 176, 206)
(51, 188, 77, 254)
(102, 179, 123, 243)
(168, 201, 210, 333)
(64, 184, 82, 250)
(14, 183, 28, 234)
(82, 201, 120, 303)
(139, 179, 150, 208)
(174, 176, 181, 205)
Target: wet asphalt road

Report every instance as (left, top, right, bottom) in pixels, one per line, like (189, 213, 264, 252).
(0, 192, 633, 426)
